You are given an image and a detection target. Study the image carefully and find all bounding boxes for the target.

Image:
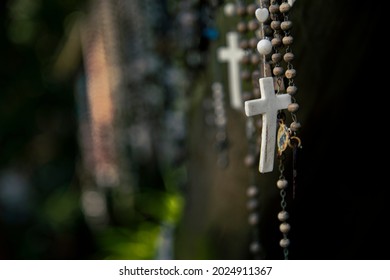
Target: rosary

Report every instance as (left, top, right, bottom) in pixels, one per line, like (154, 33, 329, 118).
(216, 0, 301, 259)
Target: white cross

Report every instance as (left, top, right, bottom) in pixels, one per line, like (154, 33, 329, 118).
(245, 77, 291, 173)
(218, 32, 245, 110)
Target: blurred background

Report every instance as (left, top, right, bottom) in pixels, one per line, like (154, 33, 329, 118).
(0, 0, 386, 260)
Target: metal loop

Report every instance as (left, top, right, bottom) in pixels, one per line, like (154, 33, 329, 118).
(288, 136, 302, 148)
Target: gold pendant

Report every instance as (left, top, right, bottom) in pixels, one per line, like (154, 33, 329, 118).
(277, 122, 289, 155)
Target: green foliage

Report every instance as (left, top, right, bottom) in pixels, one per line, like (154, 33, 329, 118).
(97, 224, 160, 260)
(41, 187, 80, 231)
(96, 190, 183, 260)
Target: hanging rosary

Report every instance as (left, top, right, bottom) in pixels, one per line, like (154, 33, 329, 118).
(249, 0, 301, 260)
(219, 0, 301, 260)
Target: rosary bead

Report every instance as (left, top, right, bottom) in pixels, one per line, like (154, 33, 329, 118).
(278, 210, 289, 222)
(285, 68, 296, 78)
(249, 37, 258, 49)
(248, 213, 259, 225)
(286, 85, 297, 95)
(247, 185, 258, 197)
(251, 53, 261, 65)
(280, 223, 291, 234)
(270, 20, 281, 30)
(253, 88, 261, 98)
(237, 21, 247, 33)
(241, 70, 251, 80)
(255, 8, 269, 23)
(224, 3, 236, 17)
(271, 53, 282, 63)
(241, 54, 250, 64)
(271, 33, 283, 47)
(236, 4, 246, 16)
(282, 35, 294, 45)
(290, 121, 301, 132)
(283, 52, 294, 62)
(279, 2, 291, 13)
(214, 88, 222, 94)
(239, 39, 249, 49)
(273, 66, 284, 76)
(279, 238, 290, 248)
(250, 242, 261, 254)
(271, 37, 282, 47)
(281, 20, 293, 31)
(244, 154, 256, 167)
(287, 102, 299, 113)
(276, 179, 288, 189)
(248, 19, 259, 31)
(269, 4, 280, 14)
(215, 115, 226, 126)
(247, 4, 258, 16)
(257, 39, 272, 55)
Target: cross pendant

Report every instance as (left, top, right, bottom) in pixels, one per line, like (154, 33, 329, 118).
(244, 77, 291, 173)
(218, 32, 245, 110)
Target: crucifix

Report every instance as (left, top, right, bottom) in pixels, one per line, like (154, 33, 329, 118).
(245, 77, 291, 173)
(218, 32, 245, 110)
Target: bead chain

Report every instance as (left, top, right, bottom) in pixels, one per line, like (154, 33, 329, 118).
(271, 0, 301, 259)
(224, 0, 302, 259)
(269, 0, 291, 260)
(277, 152, 291, 259)
(241, 0, 264, 260)
(246, 115, 263, 259)
(254, 0, 301, 259)
(225, 0, 266, 259)
(280, 0, 301, 133)
(280, 0, 301, 202)
(269, 0, 285, 93)
(212, 82, 229, 168)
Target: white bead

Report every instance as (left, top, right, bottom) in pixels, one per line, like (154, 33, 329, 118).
(280, 238, 290, 248)
(257, 39, 272, 55)
(248, 213, 259, 225)
(247, 185, 258, 197)
(287, 103, 299, 113)
(276, 179, 288, 189)
(250, 242, 261, 253)
(224, 3, 236, 17)
(278, 211, 289, 222)
(280, 223, 291, 233)
(255, 8, 269, 23)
